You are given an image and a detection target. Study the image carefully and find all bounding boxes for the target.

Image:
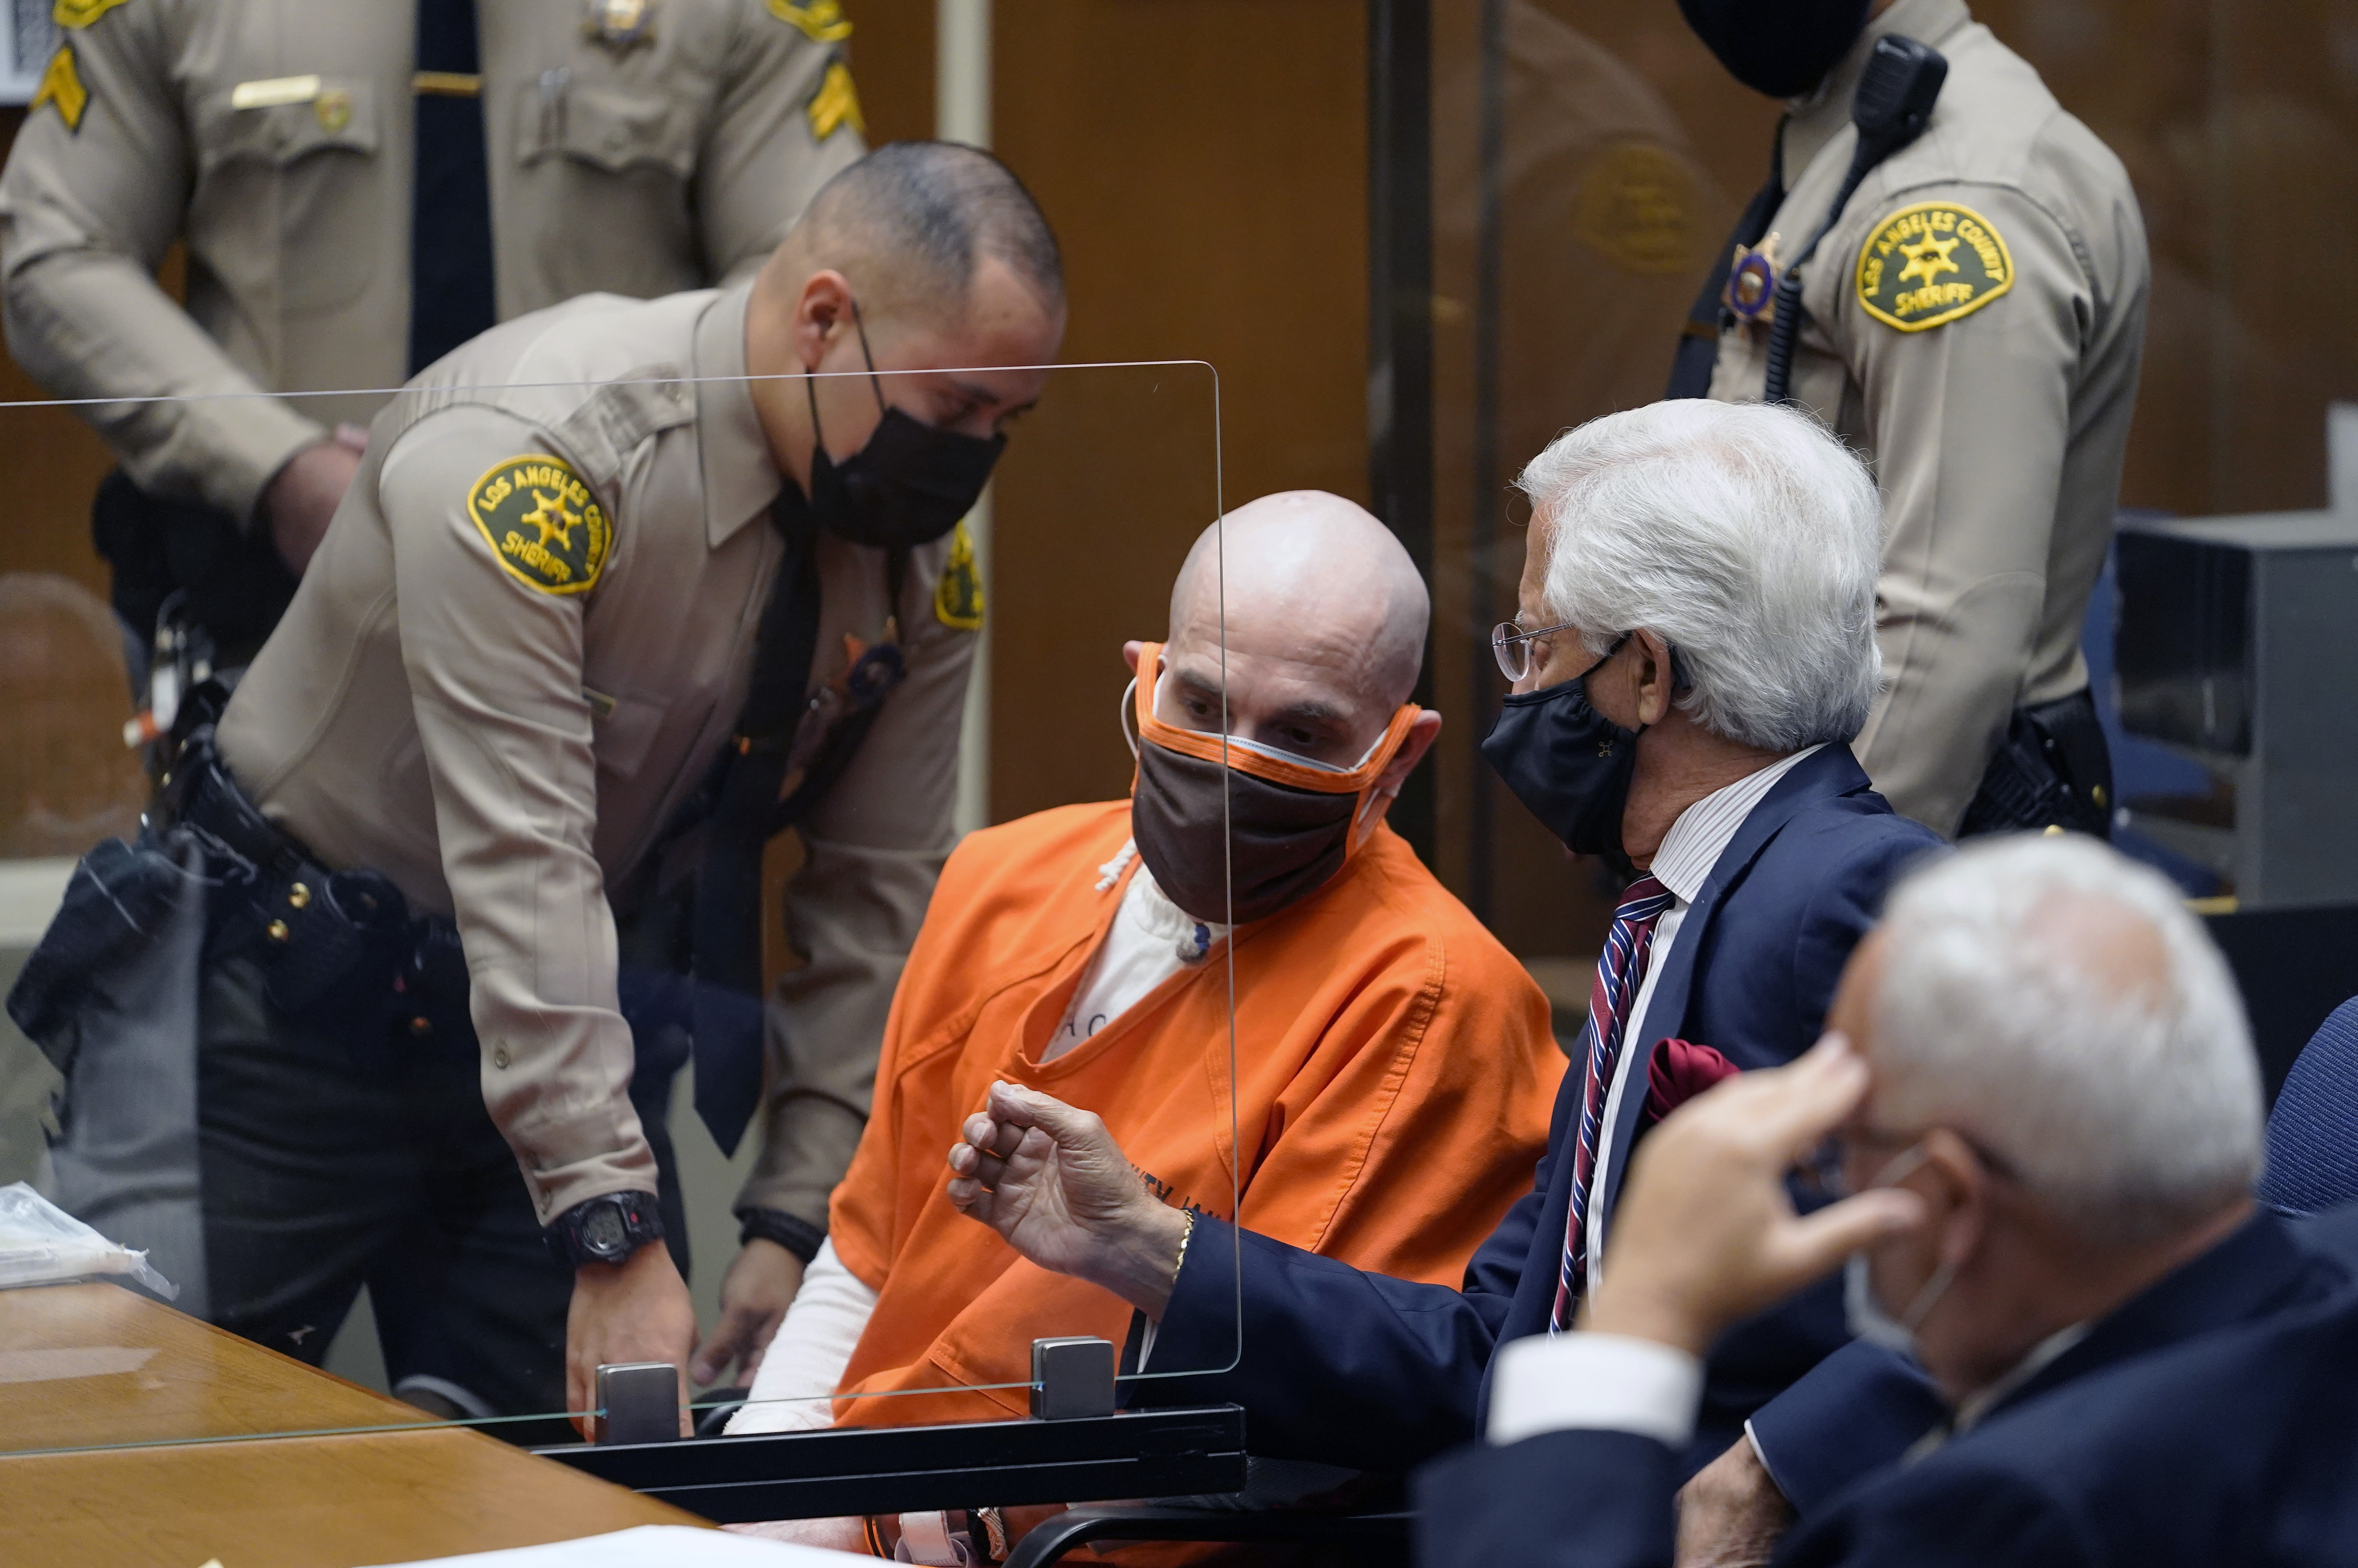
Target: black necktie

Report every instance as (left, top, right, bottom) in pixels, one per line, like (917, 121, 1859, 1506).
(1664, 127, 1786, 401)
(409, 0, 497, 372)
(689, 489, 824, 1155)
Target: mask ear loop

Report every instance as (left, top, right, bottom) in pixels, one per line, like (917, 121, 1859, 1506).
(848, 296, 890, 417)
(1119, 676, 1141, 761)
(806, 294, 891, 463)
(1864, 1140, 1961, 1334)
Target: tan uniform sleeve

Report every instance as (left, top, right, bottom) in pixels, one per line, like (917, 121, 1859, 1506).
(377, 410, 654, 1223)
(736, 579, 973, 1228)
(0, 7, 325, 520)
(1833, 184, 2094, 836)
(696, 0, 868, 288)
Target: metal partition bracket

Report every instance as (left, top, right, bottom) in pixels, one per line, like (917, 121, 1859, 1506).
(593, 1362, 682, 1446)
(1029, 1335, 1116, 1420)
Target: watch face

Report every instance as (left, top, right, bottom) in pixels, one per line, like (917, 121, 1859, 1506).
(583, 1204, 629, 1257)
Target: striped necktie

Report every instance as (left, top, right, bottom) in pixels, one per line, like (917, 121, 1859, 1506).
(1551, 873, 1676, 1332)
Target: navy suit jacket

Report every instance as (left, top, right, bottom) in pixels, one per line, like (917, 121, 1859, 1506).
(1412, 1207, 2358, 1568)
(1137, 745, 1941, 1472)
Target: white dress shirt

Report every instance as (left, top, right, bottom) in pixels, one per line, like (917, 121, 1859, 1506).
(1582, 746, 1824, 1292)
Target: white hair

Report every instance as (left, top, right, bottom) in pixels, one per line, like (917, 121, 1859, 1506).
(1516, 400, 1883, 752)
(1870, 835, 2263, 1245)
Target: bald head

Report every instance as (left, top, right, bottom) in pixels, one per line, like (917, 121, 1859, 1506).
(1858, 835, 2261, 1244)
(1168, 491, 1429, 718)
(763, 141, 1063, 327)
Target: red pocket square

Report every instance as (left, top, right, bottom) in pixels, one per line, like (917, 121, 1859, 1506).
(1643, 1036, 1740, 1126)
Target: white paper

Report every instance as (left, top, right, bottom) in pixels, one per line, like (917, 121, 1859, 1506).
(368, 1525, 867, 1568)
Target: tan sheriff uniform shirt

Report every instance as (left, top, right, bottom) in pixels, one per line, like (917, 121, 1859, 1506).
(1708, 0, 2147, 835)
(216, 283, 975, 1228)
(0, 0, 865, 524)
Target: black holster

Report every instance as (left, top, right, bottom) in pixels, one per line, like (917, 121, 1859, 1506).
(1957, 689, 2114, 840)
(6, 728, 465, 1082)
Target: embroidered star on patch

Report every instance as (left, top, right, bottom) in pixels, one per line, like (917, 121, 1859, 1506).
(1855, 201, 2014, 332)
(465, 454, 611, 595)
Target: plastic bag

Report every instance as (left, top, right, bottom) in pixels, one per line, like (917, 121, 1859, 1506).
(0, 1181, 178, 1298)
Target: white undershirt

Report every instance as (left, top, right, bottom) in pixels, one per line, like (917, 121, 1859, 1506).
(1047, 846, 1229, 1062)
(724, 848, 1222, 1433)
(725, 1237, 879, 1433)
(1582, 746, 1823, 1296)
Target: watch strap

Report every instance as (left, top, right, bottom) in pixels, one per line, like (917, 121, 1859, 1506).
(738, 1206, 826, 1264)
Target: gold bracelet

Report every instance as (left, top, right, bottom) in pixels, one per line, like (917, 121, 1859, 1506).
(1171, 1206, 1198, 1289)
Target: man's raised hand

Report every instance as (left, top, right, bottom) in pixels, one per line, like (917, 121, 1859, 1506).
(947, 1081, 1193, 1317)
(1586, 1035, 1926, 1356)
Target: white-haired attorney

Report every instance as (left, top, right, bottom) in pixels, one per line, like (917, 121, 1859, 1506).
(944, 398, 1944, 1476)
(1421, 835, 2358, 1566)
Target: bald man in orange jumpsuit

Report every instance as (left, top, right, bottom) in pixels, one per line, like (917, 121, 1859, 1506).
(725, 490, 1558, 1550)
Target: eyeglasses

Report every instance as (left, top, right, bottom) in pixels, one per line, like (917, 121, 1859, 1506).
(1793, 1127, 2022, 1202)
(1491, 619, 1579, 682)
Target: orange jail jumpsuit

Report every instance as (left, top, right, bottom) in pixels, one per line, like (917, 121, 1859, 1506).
(825, 799, 1561, 1428)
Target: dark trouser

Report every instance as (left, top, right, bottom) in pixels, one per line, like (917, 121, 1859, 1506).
(195, 951, 687, 1437)
(92, 469, 297, 674)
(1957, 688, 2115, 840)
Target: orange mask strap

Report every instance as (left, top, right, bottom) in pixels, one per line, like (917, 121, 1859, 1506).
(1130, 641, 1422, 838)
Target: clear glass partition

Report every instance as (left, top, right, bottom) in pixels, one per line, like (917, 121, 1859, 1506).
(0, 353, 1240, 1454)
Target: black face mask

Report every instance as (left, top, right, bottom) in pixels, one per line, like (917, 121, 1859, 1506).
(1677, 0, 1871, 98)
(1480, 644, 1645, 858)
(804, 302, 1006, 550)
(1129, 740, 1359, 926)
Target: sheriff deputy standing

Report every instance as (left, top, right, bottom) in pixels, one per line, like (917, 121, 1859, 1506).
(1669, 0, 2147, 838)
(10, 144, 1065, 1431)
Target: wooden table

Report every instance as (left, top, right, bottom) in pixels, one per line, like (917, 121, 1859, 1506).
(0, 1281, 705, 1566)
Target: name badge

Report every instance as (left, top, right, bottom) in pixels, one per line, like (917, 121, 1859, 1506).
(230, 74, 321, 110)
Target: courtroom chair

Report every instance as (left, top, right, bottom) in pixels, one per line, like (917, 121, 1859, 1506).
(1005, 1504, 1411, 1568)
(2259, 997, 2358, 1217)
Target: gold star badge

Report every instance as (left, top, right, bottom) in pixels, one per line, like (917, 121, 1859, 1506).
(1855, 201, 2014, 333)
(466, 454, 611, 596)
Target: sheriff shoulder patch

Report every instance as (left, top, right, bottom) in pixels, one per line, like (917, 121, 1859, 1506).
(934, 517, 983, 632)
(768, 0, 852, 44)
(466, 454, 611, 596)
(806, 59, 862, 142)
(1856, 201, 2014, 332)
(30, 44, 87, 132)
(53, 0, 134, 28)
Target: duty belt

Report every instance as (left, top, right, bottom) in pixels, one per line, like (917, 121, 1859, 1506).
(164, 728, 471, 1039)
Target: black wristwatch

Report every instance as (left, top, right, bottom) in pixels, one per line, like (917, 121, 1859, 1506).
(545, 1191, 665, 1268)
